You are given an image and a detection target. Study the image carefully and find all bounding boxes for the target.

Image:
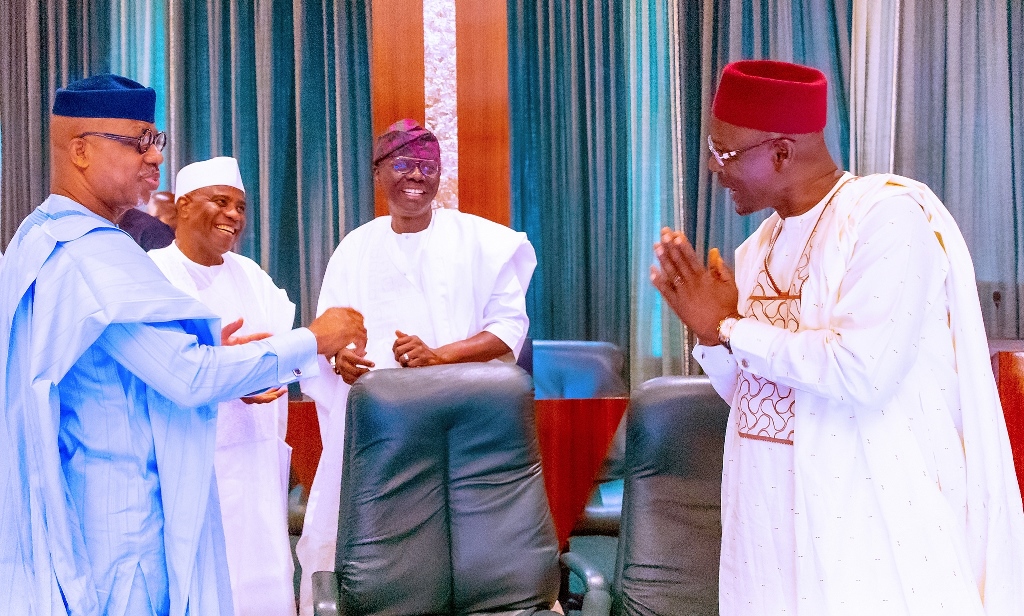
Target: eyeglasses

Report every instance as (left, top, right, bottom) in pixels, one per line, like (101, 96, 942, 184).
(707, 134, 783, 167)
(76, 128, 167, 154)
(388, 156, 440, 177)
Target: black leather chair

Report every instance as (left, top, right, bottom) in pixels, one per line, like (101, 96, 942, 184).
(566, 376, 730, 616)
(312, 363, 561, 616)
(531, 341, 628, 400)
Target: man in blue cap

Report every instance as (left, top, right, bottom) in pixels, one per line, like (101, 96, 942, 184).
(0, 74, 367, 615)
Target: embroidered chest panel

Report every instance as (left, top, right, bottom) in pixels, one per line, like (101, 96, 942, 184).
(734, 233, 814, 446)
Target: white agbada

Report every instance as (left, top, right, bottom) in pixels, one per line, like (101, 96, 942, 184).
(150, 242, 298, 616)
(295, 208, 536, 616)
(695, 173, 1024, 614)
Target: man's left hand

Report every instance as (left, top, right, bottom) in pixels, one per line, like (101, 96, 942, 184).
(221, 318, 285, 402)
(241, 387, 288, 405)
(650, 228, 740, 344)
(394, 330, 445, 367)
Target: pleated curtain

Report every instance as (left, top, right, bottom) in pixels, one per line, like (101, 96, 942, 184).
(3, 1, 1023, 379)
(887, 0, 1024, 339)
(166, 0, 373, 326)
(507, 0, 632, 363)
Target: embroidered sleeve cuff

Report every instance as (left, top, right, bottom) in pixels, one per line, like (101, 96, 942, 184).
(266, 328, 320, 384)
(728, 317, 786, 376)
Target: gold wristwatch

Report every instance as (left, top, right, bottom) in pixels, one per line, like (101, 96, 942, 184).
(717, 316, 741, 353)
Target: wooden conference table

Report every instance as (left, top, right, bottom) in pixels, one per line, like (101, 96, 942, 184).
(286, 397, 628, 547)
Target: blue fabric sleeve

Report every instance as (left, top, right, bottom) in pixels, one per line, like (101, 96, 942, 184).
(96, 321, 318, 407)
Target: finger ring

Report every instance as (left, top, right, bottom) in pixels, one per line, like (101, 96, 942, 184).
(402, 353, 410, 363)
(673, 276, 682, 286)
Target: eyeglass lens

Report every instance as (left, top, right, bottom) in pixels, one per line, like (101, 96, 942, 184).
(392, 157, 439, 177)
(140, 130, 168, 154)
(707, 135, 726, 166)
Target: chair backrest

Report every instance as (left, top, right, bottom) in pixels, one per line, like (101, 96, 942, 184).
(531, 341, 628, 400)
(335, 363, 560, 615)
(612, 376, 730, 615)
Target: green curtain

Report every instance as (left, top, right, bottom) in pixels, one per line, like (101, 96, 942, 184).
(0, 0, 166, 247)
(166, 0, 373, 326)
(507, 0, 631, 359)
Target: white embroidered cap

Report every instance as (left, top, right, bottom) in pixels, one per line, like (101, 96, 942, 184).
(174, 156, 245, 202)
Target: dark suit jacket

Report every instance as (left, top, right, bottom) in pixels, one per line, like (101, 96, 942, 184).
(118, 208, 175, 251)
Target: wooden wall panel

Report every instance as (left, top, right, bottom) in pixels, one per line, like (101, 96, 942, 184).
(371, 0, 426, 216)
(455, 0, 511, 226)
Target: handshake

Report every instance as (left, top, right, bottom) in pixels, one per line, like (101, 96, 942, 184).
(307, 307, 368, 366)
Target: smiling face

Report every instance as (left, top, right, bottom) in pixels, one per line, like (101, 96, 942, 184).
(175, 185, 246, 266)
(706, 117, 787, 217)
(375, 142, 441, 234)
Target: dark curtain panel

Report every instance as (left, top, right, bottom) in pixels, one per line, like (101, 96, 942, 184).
(507, 0, 631, 360)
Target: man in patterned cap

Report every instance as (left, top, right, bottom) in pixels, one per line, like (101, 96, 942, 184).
(0, 74, 366, 615)
(652, 60, 1024, 613)
(295, 119, 537, 616)
(150, 157, 296, 615)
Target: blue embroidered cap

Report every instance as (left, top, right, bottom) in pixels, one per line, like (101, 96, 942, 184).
(52, 74, 156, 123)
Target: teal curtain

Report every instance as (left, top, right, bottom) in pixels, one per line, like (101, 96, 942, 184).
(0, 0, 165, 247)
(508, 1, 631, 359)
(627, 0, 686, 385)
(627, 0, 851, 382)
(167, 0, 373, 326)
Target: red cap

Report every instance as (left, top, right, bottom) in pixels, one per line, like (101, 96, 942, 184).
(712, 60, 828, 134)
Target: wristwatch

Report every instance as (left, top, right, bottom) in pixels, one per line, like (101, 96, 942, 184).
(717, 316, 741, 353)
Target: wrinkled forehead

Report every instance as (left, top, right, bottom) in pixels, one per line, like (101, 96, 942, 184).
(85, 117, 155, 135)
(708, 117, 768, 149)
(185, 184, 246, 204)
(53, 115, 156, 139)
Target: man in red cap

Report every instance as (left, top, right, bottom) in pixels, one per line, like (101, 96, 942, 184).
(294, 119, 537, 615)
(653, 60, 1024, 613)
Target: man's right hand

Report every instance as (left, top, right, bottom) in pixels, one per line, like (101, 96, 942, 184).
(333, 348, 375, 385)
(307, 307, 367, 360)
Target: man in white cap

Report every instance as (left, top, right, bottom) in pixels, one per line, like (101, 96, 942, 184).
(653, 60, 1024, 613)
(149, 156, 297, 615)
(0, 75, 365, 616)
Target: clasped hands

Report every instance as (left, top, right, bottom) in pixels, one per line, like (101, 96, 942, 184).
(221, 307, 370, 396)
(650, 227, 740, 345)
(316, 326, 445, 385)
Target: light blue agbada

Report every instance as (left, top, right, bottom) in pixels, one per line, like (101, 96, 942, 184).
(0, 196, 315, 615)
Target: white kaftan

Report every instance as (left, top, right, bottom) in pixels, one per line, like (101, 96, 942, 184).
(150, 242, 298, 615)
(695, 174, 1024, 614)
(295, 208, 536, 616)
